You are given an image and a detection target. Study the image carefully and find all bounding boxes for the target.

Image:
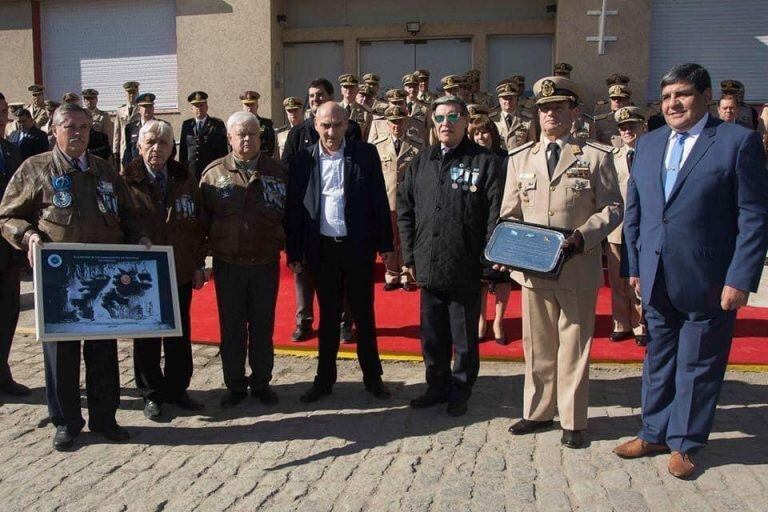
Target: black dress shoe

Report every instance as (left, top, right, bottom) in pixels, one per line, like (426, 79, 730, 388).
(508, 419, 554, 435)
(171, 392, 205, 411)
(300, 385, 332, 403)
(53, 426, 76, 451)
(609, 331, 633, 342)
(383, 282, 402, 291)
(292, 325, 311, 342)
(220, 391, 247, 409)
(446, 399, 468, 417)
(340, 324, 355, 343)
(561, 429, 585, 449)
(92, 423, 130, 442)
(143, 399, 161, 420)
(0, 380, 31, 397)
(409, 387, 449, 409)
(635, 335, 648, 347)
(251, 385, 279, 405)
(365, 381, 391, 399)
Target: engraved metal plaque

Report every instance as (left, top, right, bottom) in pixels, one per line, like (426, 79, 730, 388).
(485, 222, 567, 276)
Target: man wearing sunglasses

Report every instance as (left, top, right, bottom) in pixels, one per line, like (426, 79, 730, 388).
(397, 95, 501, 417)
(497, 76, 623, 449)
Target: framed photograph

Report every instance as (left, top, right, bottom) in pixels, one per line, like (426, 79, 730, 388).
(33, 243, 182, 342)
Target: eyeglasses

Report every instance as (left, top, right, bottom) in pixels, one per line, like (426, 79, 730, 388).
(433, 113, 462, 124)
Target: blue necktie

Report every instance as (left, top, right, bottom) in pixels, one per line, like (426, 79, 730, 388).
(664, 132, 688, 201)
(155, 172, 167, 201)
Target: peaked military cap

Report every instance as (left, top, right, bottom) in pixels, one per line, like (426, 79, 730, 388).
(81, 88, 99, 98)
(533, 76, 581, 105)
(465, 69, 481, 82)
(441, 75, 466, 90)
(28, 84, 44, 94)
(614, 106, 646, 125)
(44, 100, 60, 111)
(496, 81, 520, 97)
(402, 73, 418, 86)
(467, 103, 489, 120)
(122, 81, 140, 92)
(62, 92, 80, 103)
(283, 96, 304, 110)
(608, 84, 631, 98)
(358, 84, 374, 96)
(135, 93, 156, 106)
(362, 73, 380, 84)
(413, 69, 430, 80)
(338, 74, 359, 86)
(239, 91, 260, 104)
(188, 91, 208, 104)
(553, 63, 573, 77)
(385, 89, 408, 102)
(385, 105, 408, 121)
(720, 79, 744, 93)
(606, 73, 630, 86)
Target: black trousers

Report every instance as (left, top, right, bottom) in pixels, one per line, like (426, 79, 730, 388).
(0, 267, 20, 384)
(420, 288, 481, 396)
(213, 259, 279, 394)
(133, 282, 194, 402)
(314, 236, 383, 389)
(43, 339, 120, 432)
(295, 266, 354, 329)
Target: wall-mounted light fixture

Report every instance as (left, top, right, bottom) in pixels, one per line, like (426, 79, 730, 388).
(406, 21, 421, 35)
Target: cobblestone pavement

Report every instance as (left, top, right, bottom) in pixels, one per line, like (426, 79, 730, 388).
(0, 333, 766, 512)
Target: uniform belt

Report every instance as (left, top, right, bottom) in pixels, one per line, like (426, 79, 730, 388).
(321, 235, 347, 243)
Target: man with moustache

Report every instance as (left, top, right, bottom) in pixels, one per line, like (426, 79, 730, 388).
(285, 102, 393, 402)
(615, 63, 768, 478)
(398, 96, 501, 416)
(200, 111, 287, 408)
(497, 76, 623, 448)
(0, 95, 28, 397)
(179, 91, 228, 179)
(0, 103, 146, 450)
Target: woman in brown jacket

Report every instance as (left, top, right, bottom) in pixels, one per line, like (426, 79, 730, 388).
(121, 120, 207, 420)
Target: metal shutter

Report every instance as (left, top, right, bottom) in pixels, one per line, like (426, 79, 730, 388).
(41, 0, 178, 111)
(648, 0, 768, 102)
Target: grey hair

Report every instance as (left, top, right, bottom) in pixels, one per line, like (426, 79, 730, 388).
(138, 119, 174, 146)
(51, 103, 91, 126)
(432, 95, 469, 115)
(227, 111, 261, 133)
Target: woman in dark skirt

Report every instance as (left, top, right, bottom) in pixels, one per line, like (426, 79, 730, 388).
(468, 116, 514, 345)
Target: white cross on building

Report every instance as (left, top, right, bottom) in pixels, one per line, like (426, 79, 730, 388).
(586, 0, 618, 55)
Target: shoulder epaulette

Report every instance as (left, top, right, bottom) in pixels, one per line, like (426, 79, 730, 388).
(508, 140, 535, 156)
(593, 112, 613, 122)
(275, 124, 289, 133)
(406, 133, 424, 146)
(373, 135, 389, 145)
(585, 140, 619, 153)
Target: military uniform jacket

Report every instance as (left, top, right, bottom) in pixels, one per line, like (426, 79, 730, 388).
(113, 103, 139, 157)
(373, 133, 422, 210)
(200, 153, 287, 265)
(607, 145, 633, 244)
(0, 139, 23, 269)
(340, 100, 373, 140)
(397, 137, 501, 291)
(121, 158, 206, 283)
(179, 116, 228, 179)
(23, 103, 49, 129)
(368, 116, 427, 145)
(495, 111, 534, 151)
(88, 107, 114, 147)
(593, 112, 619, 144)
(472, 91, 495, 109)
(276, 126, 290, 159)
(0, 148, 144, 249)
(500, 137, 623, 290)
(417, 91, 437, 104)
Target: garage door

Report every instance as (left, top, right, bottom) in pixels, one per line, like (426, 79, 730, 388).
(648, 0, 768, 101)
(283, 42, 344, 102)
(41, 0, 179, 111)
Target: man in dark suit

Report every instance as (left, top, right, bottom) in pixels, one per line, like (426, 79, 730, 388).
(615, 63, 768, 478)
(8, 109, 49, 160)
(285, 101, 393, 402)
(0, 95, 29, 396)
(179, 91, 228, 180)
(281, 78, 362, 166)
(122, 93, 158, 167)
(282, 78, 362, 343)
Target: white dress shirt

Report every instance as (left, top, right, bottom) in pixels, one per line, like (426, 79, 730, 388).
(664, 113, 708, 170)
(319, 142, 347, 237)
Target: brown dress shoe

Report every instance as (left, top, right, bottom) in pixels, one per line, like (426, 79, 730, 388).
(613, 437, 669, 458)
(668, 451, 696, 479)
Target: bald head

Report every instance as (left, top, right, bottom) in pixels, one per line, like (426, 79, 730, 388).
(315, 101, 348, 153)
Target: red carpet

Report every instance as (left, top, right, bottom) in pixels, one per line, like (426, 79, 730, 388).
(190, 258, 768, 366)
